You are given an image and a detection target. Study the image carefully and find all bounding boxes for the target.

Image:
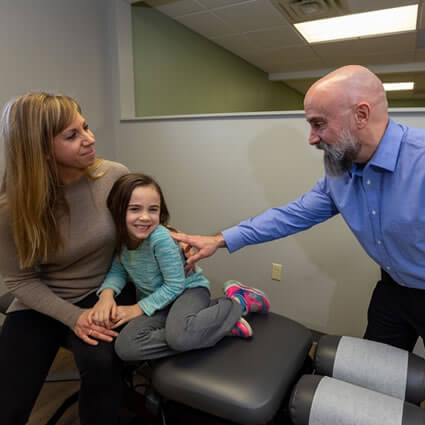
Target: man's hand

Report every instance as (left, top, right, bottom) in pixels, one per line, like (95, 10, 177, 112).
(74, 309, 119, 346)
(111, 304, 144, 329)
(170, 232, 226, 266)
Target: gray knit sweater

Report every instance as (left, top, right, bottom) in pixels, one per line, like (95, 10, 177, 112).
(0, 160, 128, 328)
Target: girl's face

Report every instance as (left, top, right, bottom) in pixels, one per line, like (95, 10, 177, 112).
(126, 184, 161, 249)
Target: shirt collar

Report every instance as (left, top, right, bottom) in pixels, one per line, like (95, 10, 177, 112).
(351, 119, 403, 175)
(367, 118, 404, 172)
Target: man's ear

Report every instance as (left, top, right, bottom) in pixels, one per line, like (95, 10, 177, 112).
(354, 102, 370, 129)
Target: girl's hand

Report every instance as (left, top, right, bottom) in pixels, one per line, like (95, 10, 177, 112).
(74, 309, 118, 346)
(88, 289, 117, 329)
(111, 304, 144, 329)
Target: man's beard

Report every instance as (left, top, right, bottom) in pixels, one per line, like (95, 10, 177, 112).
(317, 128, 361, 177)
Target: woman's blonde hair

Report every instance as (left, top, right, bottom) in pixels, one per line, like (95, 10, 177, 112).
(0, 92, 103, 268)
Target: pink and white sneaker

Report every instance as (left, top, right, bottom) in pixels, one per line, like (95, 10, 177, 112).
(231, 317, 253, 338)
(224, 280, 270, 315)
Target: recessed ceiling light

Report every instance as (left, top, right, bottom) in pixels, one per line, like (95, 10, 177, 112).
(383, 82, 415, 91)
(294, 4, 418, 43)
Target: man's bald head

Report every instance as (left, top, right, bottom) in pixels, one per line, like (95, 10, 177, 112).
(304, 65, 390, 166)
(305, 65, 388, 115)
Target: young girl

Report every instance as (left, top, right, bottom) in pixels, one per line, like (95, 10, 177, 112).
(90, 173, 270, 361)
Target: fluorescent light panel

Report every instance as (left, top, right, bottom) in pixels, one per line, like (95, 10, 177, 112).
(383, 82, 415, 91)
(295, 4, 418, 43)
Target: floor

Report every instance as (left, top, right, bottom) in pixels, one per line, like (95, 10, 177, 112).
(28, 349, 80, 425)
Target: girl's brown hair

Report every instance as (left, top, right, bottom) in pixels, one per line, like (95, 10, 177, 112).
(107, 173, 170, 254)
(0, 92, 104, 268)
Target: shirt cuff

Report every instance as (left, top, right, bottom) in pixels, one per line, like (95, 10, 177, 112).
(138, 298, 154, 316)
(65, 304, 84, 329)
(222, 226, 246, 253)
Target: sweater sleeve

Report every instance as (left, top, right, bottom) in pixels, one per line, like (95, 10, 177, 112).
(0, 209, 83, 329)
(97, 255, 129, 296)
(0, 160, 131, 329)
(138, 230, 186, 316)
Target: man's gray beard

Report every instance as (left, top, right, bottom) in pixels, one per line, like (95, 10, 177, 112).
(318, 129, 361, 177)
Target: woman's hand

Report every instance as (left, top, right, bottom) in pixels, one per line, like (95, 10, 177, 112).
(88, 289, 117, 329)
(111, 304, 144, 329)
(74, 309, 119, 346)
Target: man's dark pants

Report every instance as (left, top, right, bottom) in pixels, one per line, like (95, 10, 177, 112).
(364, 269, 425, 351)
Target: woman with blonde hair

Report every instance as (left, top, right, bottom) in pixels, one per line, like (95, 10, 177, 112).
(0, 92, 134, 425)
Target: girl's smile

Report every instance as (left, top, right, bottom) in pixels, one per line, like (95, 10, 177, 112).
(126, 185, 161, 249)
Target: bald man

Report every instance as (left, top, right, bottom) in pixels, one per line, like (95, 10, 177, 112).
(173, 65, 425, 352)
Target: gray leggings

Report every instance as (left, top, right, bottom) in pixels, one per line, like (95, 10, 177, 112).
(115, 287, 243, 361)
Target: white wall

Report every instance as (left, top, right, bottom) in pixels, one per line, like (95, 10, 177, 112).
(115, 110, 425, 340)
(0, 0, 117, 169)
(115, 114, 376, 337)
(0, 0, 118, 297)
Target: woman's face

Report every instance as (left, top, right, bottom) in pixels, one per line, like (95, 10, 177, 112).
(53, 113, 96, 182)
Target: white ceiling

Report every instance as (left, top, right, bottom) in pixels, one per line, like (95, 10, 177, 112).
(137, 0, 425, 100)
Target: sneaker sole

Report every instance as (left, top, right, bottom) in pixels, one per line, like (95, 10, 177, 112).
(240, 317, 253, 337)
(232, 317, 253, 338)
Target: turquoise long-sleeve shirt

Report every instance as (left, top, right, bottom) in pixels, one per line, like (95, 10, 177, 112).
(98, 225, 210, 316)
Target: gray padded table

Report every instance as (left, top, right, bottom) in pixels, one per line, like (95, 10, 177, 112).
(152, 312, 312, 425)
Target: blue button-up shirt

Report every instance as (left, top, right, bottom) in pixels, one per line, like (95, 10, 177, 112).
(223, 119, 425, 289)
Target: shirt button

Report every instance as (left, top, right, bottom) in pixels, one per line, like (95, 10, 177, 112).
(386, 266, 391, 271)
(367, 180, 371, 185)
(377, 240, 381, 245)
(372, 210, 376, 215)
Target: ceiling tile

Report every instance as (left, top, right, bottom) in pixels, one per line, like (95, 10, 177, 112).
(244, 25, 306, 49)
(235, 43, 318, 64)
(323, 53, 415, 68)
(271, 45, 320, 62)
(257, 45, 321, 67)
(176, 12, 235, 38)
(143, 0, 425, 89)
(212, 0, 289, 32)
(262, 59, 325, 73)
(212, 33, 260, 55)
(144, 0, 205, 17)
(197, 0, 249, 9)
(313, 32, 417, 59)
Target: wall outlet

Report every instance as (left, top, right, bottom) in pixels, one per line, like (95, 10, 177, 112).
(272, 263, 282, 281)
